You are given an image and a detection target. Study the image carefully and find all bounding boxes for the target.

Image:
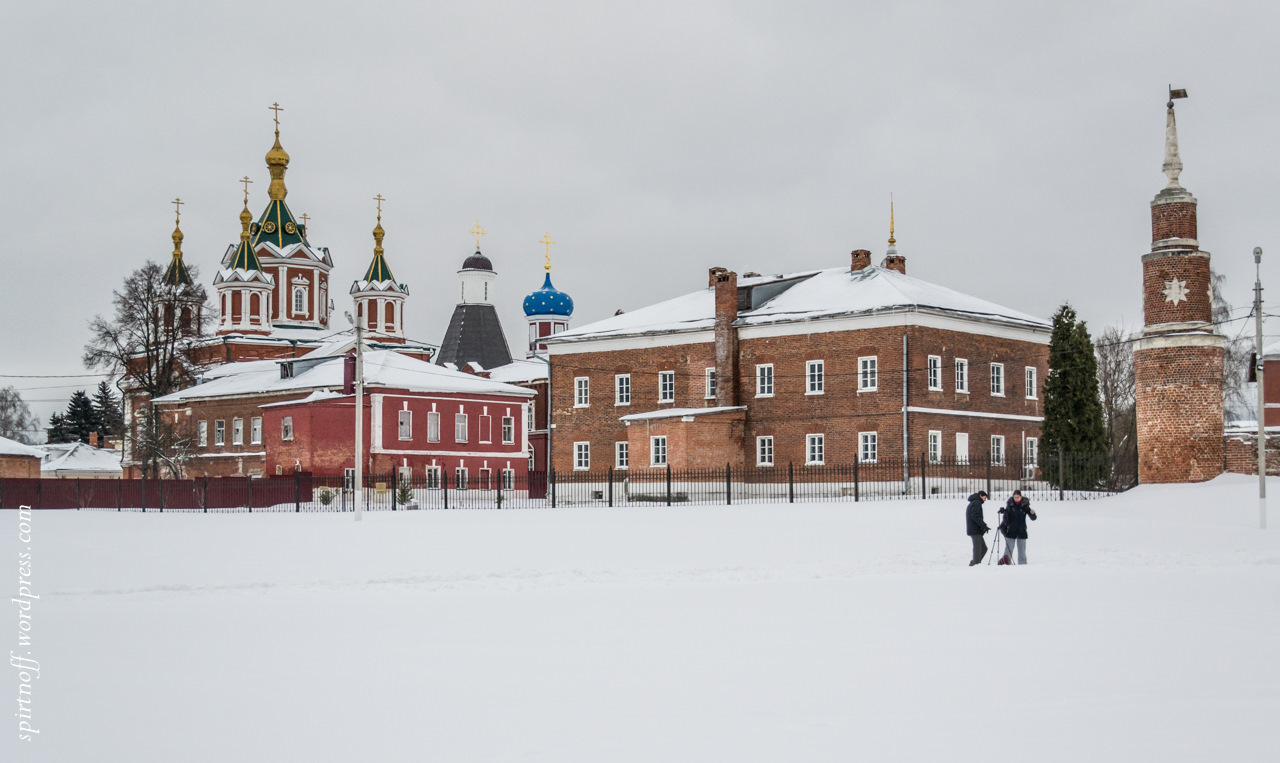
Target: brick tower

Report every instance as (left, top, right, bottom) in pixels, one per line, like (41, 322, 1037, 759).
(1133, 91, 1225, 483)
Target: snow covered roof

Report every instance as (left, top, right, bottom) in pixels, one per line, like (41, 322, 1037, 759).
(1262, 341, 1280, 360)
(153, 349, 535, 403)
(486, 359, 549, 384)
(619, 406, 746, 422)
(550, 265, 1049, 344)
(0, 435, 42, 458)
(37, 442, 123, 476)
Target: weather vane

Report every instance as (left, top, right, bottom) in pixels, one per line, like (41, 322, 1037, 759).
(172, 197, 184, 225)
(540, 232, 556, 272)
(240, 176, 253, 204)
(470, 221, 486, 248)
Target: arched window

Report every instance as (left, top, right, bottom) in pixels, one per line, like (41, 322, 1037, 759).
(293, 286, 306, 315)
(385, 301, 395, 331)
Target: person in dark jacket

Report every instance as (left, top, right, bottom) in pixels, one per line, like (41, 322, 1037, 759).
(965, 491, 990, 566)
(998, 490, 1037, 564)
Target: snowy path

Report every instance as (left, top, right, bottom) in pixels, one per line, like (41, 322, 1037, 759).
(5, 476, 1279, 761)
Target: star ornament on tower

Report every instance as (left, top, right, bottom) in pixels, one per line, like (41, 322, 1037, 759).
(1163, 278, 1189, 306)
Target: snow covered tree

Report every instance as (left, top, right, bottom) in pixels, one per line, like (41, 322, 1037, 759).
(83, 260, 211, 400)
(92, 380, 125, 438)
(133, 405, 198, 479)
(0, 386, 40, 444)
(1095, 325, 1138, 489)
(1040, 304, 1108, 488)
(1210, 269, 1253, 422)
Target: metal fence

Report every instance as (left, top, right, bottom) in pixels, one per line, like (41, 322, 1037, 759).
(0, 453, 1132, 512)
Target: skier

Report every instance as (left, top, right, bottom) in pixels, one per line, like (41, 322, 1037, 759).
(998, 490, 1037, 565)
(965, 491, 990, 566)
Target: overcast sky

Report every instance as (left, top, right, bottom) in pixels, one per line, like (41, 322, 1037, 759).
(3, 1, 1279, 430)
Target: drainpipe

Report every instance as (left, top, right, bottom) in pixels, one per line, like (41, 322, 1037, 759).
(902, 332, 909, 494)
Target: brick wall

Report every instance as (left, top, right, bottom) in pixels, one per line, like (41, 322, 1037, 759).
(1151, 199, 1198, 244)
(0, 455, 40, 479)
(1141, 252, 1212, 326)
(1134, 344, 1224, 483)
(1223, 432, 1280, 475)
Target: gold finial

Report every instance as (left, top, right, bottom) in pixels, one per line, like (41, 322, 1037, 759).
(300, 212, 310, 233)
(540, 232, 556, 272)
(264, 103, 290, 201)
(470, 220, 486, 248)
(888, 194, 896, 246)
(171, 198, 185, 252)
(238, 177, 253, 242)
(372, 195, 385, 255)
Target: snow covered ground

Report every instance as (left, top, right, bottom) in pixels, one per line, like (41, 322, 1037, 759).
(5, 475, 1279, 761)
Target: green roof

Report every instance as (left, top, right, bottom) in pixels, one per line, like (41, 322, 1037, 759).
(251, 199, 310, 250)
(162, 255, 193, 286)
(228, 238, 263, 271)
(364, 252, 395, 283)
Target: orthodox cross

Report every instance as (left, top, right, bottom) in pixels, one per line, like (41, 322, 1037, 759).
(172, 197, 184, 224)
(470, 221, 486, 248)
(540, 232, 556, 272)
(240, 176, 253, 204)
(300, 212, 310, 231)
(269, 102, 284, 130)
(373, 194, 385, 221)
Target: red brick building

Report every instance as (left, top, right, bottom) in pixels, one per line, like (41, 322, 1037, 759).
(544, 236, 1051, 474)
(0, 436, 42, 479)
(151, 348, 534, 480)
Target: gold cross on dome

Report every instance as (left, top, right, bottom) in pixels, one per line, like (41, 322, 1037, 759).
(373, 194, 385, 220)
(269, 102, 284, 130)
(470, 221, 486, 247)
(540, 232, 556, 272)
(172, 197, 184, 224)
(240, 176, 253, 203)
(300, 212, 310, 230)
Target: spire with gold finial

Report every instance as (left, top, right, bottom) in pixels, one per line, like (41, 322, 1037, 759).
(888, 194, 896, 247)
(364, 194, 395, 282)
(229, 177, 264, 271)
(540, 232, 555, 273)
(265, 102, 290, 201)
(163, 197, 193, 286)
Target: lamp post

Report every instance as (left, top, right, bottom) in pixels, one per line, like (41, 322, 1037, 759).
(1254, 247, 1266, 530)
(345, 310, 365, 522)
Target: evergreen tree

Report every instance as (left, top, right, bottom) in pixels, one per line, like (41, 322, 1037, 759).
(64, 390, 101, 444)
(1040, 304, 1109, 489)
(92, 380, 125, 438)
(46, 413, 74, 444)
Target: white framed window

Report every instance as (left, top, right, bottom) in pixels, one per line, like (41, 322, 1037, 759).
(251, 416, 262, 445)
(806, 360, 825, 394)
(806, 434, 825, 465)
(292, 286, 306, 315)
(615, 374, 631, 406)
(455, 467, 469, 490)
(650, 435, 668, 466)
(526, 401, 535, 432)
(344, 467, 356, 490)
(1025, 367, 1037, 399)
(398, 409, 412, 440)
(990, 363, 1005, 397)
(955, 358, 969, 393)
(198, 420, 208, 447)
(232, 418, 243, 446)
(859, 357, 878, 391)
(615, 441, 629, 469)
(574, 377, 590, 407)
(501, 416, 515, 444)
(1026, 436, 1039, 464)
(928, 355, 942, 391)
(479, 414, 492, 444)
(455, 412, 468, 443)
(956, 432, 970, 464)
(502, 468, 515, 490)
(280, 417, 292, 442)
(928, 430, 942, 463)
(757, 436, 774, 467)
(397, 466, 413, 487)
(574, 442, 590, 470)
(659, 371, 675, 402)
(991, 435, 1006, 465)
(424, 465, 441, 489)
(704, 368, 717, 399)
(756, 364, 774, 397)
(859, 431, 878, 463)
(427, 411, 440, 443)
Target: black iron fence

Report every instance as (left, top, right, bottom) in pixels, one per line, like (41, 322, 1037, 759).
(0, 452, 1131, 512)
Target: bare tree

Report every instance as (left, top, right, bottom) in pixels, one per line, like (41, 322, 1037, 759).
(83, 261, 211, 400)
(133, 406, 198, 479)
(1210, 269, 1254, 422)
(0, 386, 40, 444)
(1095, 325, 1137, 487)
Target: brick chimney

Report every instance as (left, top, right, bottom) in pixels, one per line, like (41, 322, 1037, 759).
(850, 249, 872, 271)
(882, 253, 906, 275)
(89, 431, 98, 448)
(712, 268, 739, 407)
(708, 266, 729, 287)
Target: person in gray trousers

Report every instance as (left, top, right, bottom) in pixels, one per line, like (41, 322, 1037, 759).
(998, 490, 1037, 564)
(965, 491, 990, 566)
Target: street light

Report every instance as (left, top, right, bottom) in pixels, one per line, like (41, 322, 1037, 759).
(345, 310, 365, 522)
(1254, 247, 1266, 530)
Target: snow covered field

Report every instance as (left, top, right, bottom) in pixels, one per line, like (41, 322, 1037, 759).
(5, 475, 1279, 762)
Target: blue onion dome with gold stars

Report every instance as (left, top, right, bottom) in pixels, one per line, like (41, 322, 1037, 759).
(523, 272, 574, 317)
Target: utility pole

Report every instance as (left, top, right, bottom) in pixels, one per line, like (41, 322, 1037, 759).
(1255, 246, 1266, 530)
(355, 316, 365, 522)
